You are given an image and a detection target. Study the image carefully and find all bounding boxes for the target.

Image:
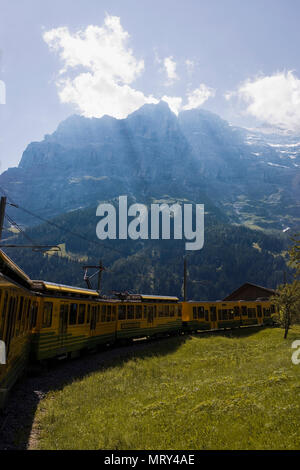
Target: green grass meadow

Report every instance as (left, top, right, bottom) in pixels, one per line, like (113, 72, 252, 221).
(33, 326, 300, 450)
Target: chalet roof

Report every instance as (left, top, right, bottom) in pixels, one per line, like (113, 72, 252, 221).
(223, 282, 276, 301)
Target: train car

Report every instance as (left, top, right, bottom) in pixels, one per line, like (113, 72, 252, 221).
(29, 280, 110, 361)
(0, 251, 34, 408)
(115, 294, 182, 342)
(30, 290, 182, 361)
(181, 299, 275, 332)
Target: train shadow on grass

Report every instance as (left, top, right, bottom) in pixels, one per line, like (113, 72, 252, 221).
(0, 325, 269, 450)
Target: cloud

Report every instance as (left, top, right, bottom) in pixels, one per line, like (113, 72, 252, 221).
(163, 56, 178, 83)
(161, 95, 182, 115)
(44, 15, 216, 119)
(43, 15, 158, 118)
(232, 71, 300, 131)
(182, 84, 216, 110)
(185, 59, 194, 72)
(162, 85, 214, 115)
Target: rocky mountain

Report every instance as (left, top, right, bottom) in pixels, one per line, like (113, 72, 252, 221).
(1, 101, 299, 230)
(179, 110, 300, 230)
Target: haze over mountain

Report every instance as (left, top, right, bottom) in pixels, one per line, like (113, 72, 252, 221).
(0, 101, 296, 298)
(1, 101, 299, 231)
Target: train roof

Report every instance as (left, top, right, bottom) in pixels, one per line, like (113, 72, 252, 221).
(31, 280, 100, 297)
(0, 250, 32, 290)
(140, 294, 179, 302)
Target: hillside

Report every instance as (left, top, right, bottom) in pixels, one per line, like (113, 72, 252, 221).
(2, 206, 290, 299)
(28, 327, 300, 450)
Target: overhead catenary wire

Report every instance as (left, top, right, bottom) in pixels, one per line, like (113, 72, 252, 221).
(0, 185, 129, 257)
(5, 213, 37, 245)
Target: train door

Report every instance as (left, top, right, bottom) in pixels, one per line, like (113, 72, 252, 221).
(4, 295, 17, 359)
(234, 305, 242, 327)
(59, 303, 69, 349)
(210, 306, 217, 329)
(257, 305, 263, 325)
(147, 305, 154, 325)
(90, 305, 97, 335)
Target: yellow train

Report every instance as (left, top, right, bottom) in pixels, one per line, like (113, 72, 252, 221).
(0, 250, 276, 408)
(29, 283, 181, 361)
(0, 251, 33, 408)
(182, 300, 275, 332)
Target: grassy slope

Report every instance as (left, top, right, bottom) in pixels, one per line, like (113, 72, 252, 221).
(33, 326, 300, 450)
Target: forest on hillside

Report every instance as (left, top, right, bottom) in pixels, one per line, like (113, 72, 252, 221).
(2, 205, 292, 300)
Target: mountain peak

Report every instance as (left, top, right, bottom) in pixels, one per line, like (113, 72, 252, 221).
(127, 100, 173, 119)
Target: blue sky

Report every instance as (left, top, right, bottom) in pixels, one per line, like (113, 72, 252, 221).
(1, 0, 300, 171)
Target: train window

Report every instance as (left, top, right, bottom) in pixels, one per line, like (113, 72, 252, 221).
(153, 306, 157, 318)
(20, 298, 27, 334)
(86, 305, 91, 323)
(136, 305, 142, 319)
(118, 305, 126, 320)
(221, 309, 228, 320)
(164, 305, 169, 317)
(112, 306, 116, 321)
(42, 302, 53, 328)
(205, 310, 209, 321)
(234, 306, 240, 317)
(241, 306, 247, 316)
(30, 302, 38, 328)
(13, 298, 19, 336)
(90, 306, 97, 330)
(101, 305, 106, 322)
(69, 304, 78, 325)
(14, 297, 20, 336)
(229, 309, 234, 320)
(271, 304, 275, 314)
(22, 298, 28, 332)
(178, 305, 182, 317)
(8, 297, 17, 338)
(127, 305, 134, 319)
(158, 305, 164, 317)
(264, 308, 271, 317)
(248, 308, 256, 319)
(144, 305, 148, 319)
(257, 305, 262, 318)
(0, 291, 8, 338)
(193, 307, 197, 319)
(26, 300, 31, 330)
(148, 306, 154, 323)
(96, 305, 100, 323)
(4, 296, 15, 355)
(18, 297, 24, 322)
(106, 305, 111, 322)
(170, 305, 175, 317)
(198, 306, 204, 319)
(210, 306, 217, 321)
(78, 304, 85, 324)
